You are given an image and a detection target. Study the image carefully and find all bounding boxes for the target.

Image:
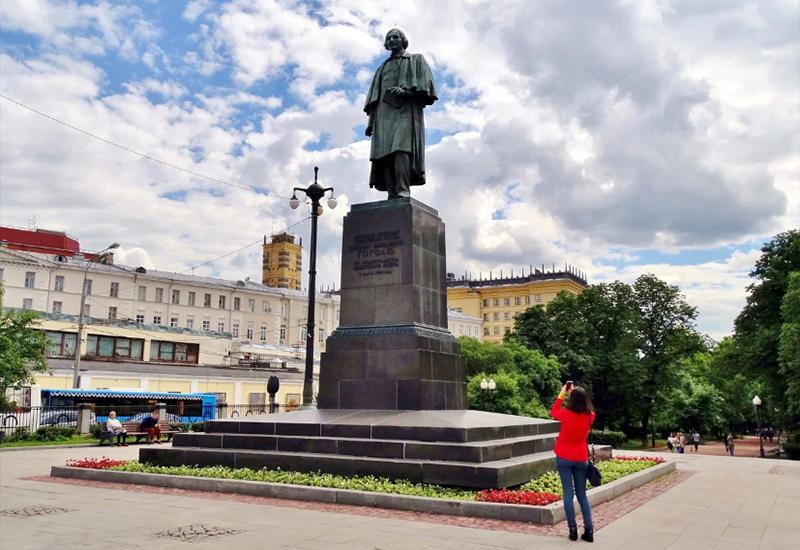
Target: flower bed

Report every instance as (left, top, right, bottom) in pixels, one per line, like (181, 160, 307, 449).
(65, 457, 130, 469)
(62, 455, 665, 507)
(476, 489, 561, 506)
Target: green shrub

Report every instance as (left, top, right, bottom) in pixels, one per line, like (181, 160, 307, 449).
(521, 458, 658, 495)
(783, 442, 800, 460)
(191, 422, 205, 432)
(8, 427, 31, 441)
(34, 426, 75, 441)
(89, 423, 102, 438)
(591, 430, 627, 448)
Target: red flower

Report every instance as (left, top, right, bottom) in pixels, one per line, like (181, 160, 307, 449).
(66, 457, 129, 469)
(476, 489, 561, 506)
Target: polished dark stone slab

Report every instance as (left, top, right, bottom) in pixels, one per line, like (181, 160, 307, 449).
(317, 198, 466, 410)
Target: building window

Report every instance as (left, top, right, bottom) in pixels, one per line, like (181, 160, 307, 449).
(318, 328, 325, 343)
(483, 313, 489, 321)
(483, 328, 490, 336)
(492, 298, 499, 306)
(86, 334, 144, 360)
(503, 297, 510, 306)
(505, 326, 511, 334)
(155, 288, 164, 303)
(172, 290, 180, 305)
(493, 312, 499, 321)
(135, 314, 144, 324)
(262, 300, 270, 313)
(188, 291, 196, 306)
(504, 312, 511, 320)
(233, 297, 241, 311)
(482, 299, 489, 307)
(24, 272, 35, 288)
(54, 275, 65, 292)
(84, 304, 90, 317)
(138, 285, 146, 301)
(279, 324, 287, 342)
(153, 314, 162, 325)
(525, 296, 531, 305)
(186, 317, 194, 329)
(202, 319, 210, 331)
(150, 341, 198, 364)
(219, 295, 226, 309)
(248, 392, 266, 406)
(85, 279, 92, 295)
(232, 323, 240, 338)
(218, 321, 225, 332)
(248, 299, 255, 312)
(110, 282, 119, 297)
(493, 326, 500, 335)
(0, 268, 3, 281)
(246, 327, 253, 340)
(260, 325, 267, 341)
(535, 294, 543, 303)
(52, 301, 62, 314)
(300, 326, 307, 342)
(108, 306, 117, 320)
(45, 331, 77, 357)
(280, 303, 288, 318)
(22, 298, 33, 310)
(204, 293, 212, 307)
(514, 297, 521, 305)
(212, 392, 227, 404)
(170, 317, 178, 327)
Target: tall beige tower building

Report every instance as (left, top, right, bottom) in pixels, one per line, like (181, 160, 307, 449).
(262, 233, 302, 290)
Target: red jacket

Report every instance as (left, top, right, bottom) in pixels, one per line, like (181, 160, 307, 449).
(550, 397, 596, 462)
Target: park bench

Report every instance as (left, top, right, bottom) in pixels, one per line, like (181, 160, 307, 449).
(98, 420, 181, 445)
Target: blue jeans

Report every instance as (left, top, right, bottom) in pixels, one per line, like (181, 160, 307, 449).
(556, 456, 593, 530)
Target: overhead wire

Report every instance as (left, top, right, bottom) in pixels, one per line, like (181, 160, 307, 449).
(0, 92, 293, 197)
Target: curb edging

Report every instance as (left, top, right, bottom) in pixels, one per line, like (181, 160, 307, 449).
(50, 460, 675, 524)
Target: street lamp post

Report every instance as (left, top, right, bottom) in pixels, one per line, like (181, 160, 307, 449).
(72, 243, 120, 388)
(752, 395, 765, 458)
(480, 377, 496, 410)
(290, 167, 336, 409)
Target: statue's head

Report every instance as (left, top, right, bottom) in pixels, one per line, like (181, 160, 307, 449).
(384, 28, 408, 51)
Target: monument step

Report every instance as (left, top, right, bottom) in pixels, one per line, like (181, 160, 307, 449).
(139, 446, 556, 489)
(171, 431, 557, 463)
(205, 409, 560, 443)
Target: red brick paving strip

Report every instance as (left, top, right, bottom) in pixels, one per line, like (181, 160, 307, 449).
(27, 470, 693, 537)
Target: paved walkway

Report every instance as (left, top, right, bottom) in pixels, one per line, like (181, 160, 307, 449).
(0, 444, 798, 549)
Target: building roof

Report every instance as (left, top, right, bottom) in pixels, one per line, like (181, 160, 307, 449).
(447, 268, 588, 289)
(46, 358, 309, 381)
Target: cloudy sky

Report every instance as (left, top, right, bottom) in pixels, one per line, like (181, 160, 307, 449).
(1, 0, 797, 338)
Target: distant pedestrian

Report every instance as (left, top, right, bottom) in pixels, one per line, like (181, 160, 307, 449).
(691, 430, 700, 452)
(667, 432, 675, 452)
(139, 409, 161, 444)
(726, 432, 735, 456)
(106, 411, 128, 446)
(551, 382, 595, 543)
(676, 432, 686, 454)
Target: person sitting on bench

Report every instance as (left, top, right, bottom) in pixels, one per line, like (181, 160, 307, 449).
(139, 410, 161, 444)
(106, 411, 128, 446)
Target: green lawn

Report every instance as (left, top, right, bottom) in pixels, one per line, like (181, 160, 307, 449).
(0, 435, 100, 448)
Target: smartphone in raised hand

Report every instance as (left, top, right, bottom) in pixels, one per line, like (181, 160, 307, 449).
(565, 380, 574, 392)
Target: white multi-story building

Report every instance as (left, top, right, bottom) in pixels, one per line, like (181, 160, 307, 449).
(446, 308, 483, 341)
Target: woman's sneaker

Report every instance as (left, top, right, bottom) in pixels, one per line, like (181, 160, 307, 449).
(581, 528, 594, 542)
(568, 528, 578, 541)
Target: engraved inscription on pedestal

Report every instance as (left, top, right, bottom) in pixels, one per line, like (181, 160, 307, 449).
(350, 230, 403, 282)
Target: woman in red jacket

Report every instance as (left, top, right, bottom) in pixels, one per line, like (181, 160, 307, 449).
(551, 382, 596, 542)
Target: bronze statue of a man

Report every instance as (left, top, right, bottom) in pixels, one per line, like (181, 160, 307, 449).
(365, 29, 437, 199)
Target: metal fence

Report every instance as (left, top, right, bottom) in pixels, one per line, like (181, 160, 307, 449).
(223, 403, 300, 418)
(0, 406, 81, 433)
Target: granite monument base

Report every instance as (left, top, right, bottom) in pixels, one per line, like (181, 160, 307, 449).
(140, 409, 561, 489)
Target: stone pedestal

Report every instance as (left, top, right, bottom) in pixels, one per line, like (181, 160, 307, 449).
(317, 198, 466, 410)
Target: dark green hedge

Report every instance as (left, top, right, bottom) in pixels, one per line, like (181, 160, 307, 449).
(590, 430, 627, 448)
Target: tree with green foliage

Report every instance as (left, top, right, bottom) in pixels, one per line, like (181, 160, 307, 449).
(0, 284, 49, 411)
(633, 274, 703, 445)
(458, 337, 562, 417)
(779, 271, 800, 421)
(733, 230, 800, 430)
